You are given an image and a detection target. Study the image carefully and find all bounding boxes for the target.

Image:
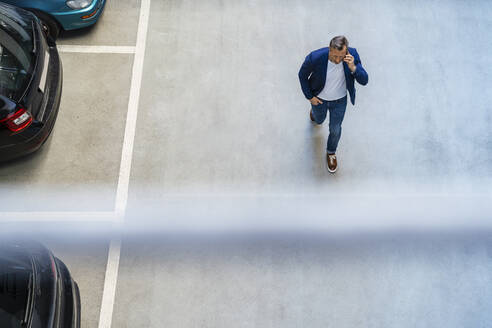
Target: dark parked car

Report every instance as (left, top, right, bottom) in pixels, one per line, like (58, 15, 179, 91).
(0, 241, 80, 328)
(0, 3, 62, 162)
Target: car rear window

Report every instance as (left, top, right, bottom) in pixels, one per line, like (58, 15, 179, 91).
(0, 253, 33, 328)
(0, 7, 36, 101)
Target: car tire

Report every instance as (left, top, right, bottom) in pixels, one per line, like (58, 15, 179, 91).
(29, 10, 61, 40)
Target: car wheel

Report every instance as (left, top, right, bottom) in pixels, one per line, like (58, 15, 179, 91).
(30, 10, 60, 40)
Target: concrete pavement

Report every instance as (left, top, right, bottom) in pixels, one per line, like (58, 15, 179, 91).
(1, 0, 491, 327)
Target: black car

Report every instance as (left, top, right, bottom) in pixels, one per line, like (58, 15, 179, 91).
(0, 241, 80, 328)
(0, 3, 62, 162)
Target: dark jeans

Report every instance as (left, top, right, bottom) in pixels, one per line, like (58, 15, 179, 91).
(311, 95, 347, 154)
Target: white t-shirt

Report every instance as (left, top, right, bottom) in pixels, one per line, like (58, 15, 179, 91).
(317, 60, 347, 101)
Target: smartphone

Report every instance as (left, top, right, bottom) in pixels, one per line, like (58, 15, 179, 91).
(343, 49, 350, 62)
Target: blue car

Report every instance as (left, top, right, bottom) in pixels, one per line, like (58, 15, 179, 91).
(0, 0, 106, 39)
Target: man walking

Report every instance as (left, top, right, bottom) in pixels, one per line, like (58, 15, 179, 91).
(298, 36, 368, 173)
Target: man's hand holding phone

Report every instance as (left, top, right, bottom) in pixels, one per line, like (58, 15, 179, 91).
(343, 52, 356, 73)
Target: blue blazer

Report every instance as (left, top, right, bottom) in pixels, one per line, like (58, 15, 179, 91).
(298, 47, 368, 105)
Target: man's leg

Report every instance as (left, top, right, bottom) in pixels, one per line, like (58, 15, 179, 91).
(326, 96, 347, 154)
(310, 101, 328, 125)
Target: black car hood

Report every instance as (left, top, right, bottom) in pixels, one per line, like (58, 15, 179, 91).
(0, 242, 34, 328)
(0, 241, 57, 328)
(0, 242, 33, 271)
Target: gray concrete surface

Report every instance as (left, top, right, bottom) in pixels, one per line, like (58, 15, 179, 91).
(58, 0, 140, 46)
(112, 233, 492, 328)
(0, 0, 488, 216)
(126, 0, 492, 224)
(1, 0, 492, 327)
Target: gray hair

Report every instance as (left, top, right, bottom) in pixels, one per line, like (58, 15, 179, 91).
(329, 35, 349, 50)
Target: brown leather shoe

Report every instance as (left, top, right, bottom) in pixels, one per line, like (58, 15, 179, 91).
(326, 153, 337, 173)
(310, 110, 315, 122)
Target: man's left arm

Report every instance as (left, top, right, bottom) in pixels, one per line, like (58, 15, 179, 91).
(346, 49, 369, 86)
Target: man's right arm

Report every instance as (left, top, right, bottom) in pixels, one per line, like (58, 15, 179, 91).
(298, 53, 314, 100)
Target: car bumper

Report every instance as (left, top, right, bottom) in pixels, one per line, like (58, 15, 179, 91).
(55, 257, 82, 328)
(72, 280, 81, 328)
(0, 47, 62, 162)
(52, 0, 107, 31)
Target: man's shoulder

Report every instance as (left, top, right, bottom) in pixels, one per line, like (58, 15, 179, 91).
(310, 46, 359, 57)
(307, 46, 361, 62)
(348, 47, 359, 56)
(308, 47, 329, 63)
(311, 47, 329, 57)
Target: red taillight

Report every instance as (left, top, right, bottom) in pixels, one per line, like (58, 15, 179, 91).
(0, 108, 33, 132)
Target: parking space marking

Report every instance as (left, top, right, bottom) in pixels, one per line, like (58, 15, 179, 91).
(97, 1, 151, 327)
(114, 0, 151, 218)
(0, 2, 148, 223)
(58, 45, 136, 54)
(2, 0, 150, 326)
(98, 238, 122, 328)
(0, 211, 116, 222)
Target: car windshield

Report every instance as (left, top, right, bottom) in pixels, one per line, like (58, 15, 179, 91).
(0, 251, 33, 328)
(0, 6, 36, 102)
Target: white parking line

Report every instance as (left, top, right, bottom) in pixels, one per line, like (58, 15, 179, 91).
(97, 1, 152, 327)
(98, 238, 122, 328)
(0, 211, 116, 222)
(114, 0, 151, 219)
(0, 11, 146, 223)
(57, 45, 136, 54)
(1, 1, 150, 327)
